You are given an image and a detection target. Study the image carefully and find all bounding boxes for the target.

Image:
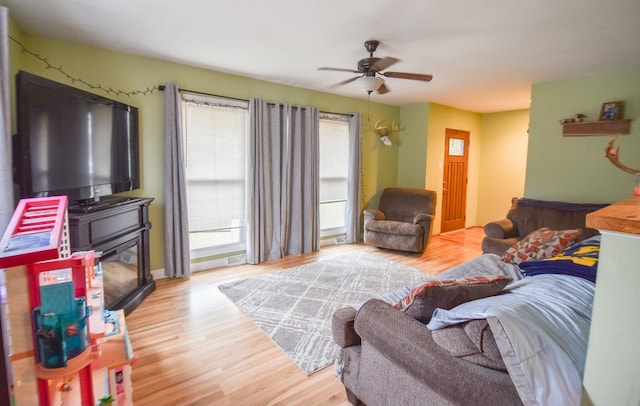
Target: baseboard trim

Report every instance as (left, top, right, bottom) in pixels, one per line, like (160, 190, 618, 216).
(152, 253, 248, 280)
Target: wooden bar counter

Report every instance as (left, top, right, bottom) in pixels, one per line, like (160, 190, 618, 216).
(586, 197, 640, 235)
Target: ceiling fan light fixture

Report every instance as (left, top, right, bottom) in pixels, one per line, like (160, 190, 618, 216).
(358, 76, 384, 93)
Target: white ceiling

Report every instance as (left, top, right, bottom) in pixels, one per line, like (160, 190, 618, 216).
(5, 0, 640, 113)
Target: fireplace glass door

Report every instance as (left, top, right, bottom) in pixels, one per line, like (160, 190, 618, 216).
(100, 237, 140, 309)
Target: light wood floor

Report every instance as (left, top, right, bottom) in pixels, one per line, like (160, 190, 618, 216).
(126, 227, 485, 405)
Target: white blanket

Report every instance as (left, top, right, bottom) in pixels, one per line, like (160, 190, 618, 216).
(427, 274, 595, 406)
(353, 254, 524, 311)
(434, 253, 524, 281)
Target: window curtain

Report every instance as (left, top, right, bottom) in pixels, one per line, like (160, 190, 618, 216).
(163, 83, 191, 278)
(246, 99, 319, 264)
(345, 113, 362, 243)
(0, 7, 11, 231)
(0, 8, 13, 405)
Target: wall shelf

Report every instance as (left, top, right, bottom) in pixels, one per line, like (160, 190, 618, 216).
(562, 119, 631, 137)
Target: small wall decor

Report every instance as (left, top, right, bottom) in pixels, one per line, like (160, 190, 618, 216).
(560, 113, 586, 124)
(599, 101, 624, 121)
(604, 137, 639, 175)
(604, 137, 640, 196)
(374, 120, 399, 146)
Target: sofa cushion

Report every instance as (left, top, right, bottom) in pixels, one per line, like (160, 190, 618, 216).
(481, 237, 519, 258)
(364, 219, 423, 236)
(394, 275, 511, 323)
(518, 235, 601, 282)
(431, 319, 507, 371)
(378, 188, 437, 223)
(502, 227, 581, 265)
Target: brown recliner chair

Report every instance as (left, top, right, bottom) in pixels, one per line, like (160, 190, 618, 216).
(363, 188, 437, 253)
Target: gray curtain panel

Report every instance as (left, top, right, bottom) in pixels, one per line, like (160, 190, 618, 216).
(0, 7, 13, 231)
(246, 99, 319, 264)
(163, 83, 191, 278)
(346, 113, 362, 243)
(0, 8, 14, 405)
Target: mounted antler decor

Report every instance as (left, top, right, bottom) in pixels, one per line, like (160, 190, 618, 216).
(374, 120, 399, 146)
(605, 137, 640, 175)
(604, 137, 640, 196)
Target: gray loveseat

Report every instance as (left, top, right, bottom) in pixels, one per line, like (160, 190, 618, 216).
(482, 198, 608, 256)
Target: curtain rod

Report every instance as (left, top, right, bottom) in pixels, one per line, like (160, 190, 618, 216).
(158, 85, 353, 117)
(158, 85, 246, 103)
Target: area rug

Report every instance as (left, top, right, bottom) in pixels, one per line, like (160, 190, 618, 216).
(218, 251, 431, 375)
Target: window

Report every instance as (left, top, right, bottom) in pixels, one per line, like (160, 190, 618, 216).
(319, 115, 350, 237)
(181, 94, 249, 258)
(182, 99, 352, 257)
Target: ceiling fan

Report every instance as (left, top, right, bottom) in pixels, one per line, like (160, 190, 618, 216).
(318, 40, 433, 94)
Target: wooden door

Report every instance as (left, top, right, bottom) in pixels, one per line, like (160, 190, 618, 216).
(441, 129, 469, 233)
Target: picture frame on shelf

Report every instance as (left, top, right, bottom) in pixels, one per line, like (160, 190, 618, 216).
(599, 101, 623, 121)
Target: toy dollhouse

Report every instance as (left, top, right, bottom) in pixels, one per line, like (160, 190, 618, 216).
(0, 197, 134, 406)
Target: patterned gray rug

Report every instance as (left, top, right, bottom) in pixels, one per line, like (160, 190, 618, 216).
(218, 251, 431, 375)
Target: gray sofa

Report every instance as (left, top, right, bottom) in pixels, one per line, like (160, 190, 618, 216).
(333, 300, 522, 405)
(482, 198, 608, 256)
(363, 188, 436, 253)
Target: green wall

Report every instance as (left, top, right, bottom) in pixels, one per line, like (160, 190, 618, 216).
(397, 103, 429, 188)
(9, 27, 401, 271)
(526, 68, 640, 203)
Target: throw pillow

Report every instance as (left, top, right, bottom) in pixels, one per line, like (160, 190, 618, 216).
(518, 235, 601, 282)
(502, 227, 582, 265)
(394, 275, 511, 323)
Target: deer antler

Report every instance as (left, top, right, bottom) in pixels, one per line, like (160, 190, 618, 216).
(604, 137, 640, 176)
(374, 119, 386, 132)
(374, 120, 399, 146)
(374, 120, 399, 137)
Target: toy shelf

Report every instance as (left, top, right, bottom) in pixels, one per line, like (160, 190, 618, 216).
(562, 119, 631, 136)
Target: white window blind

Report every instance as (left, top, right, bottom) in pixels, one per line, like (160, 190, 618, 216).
(181, 94, 249, 254)
(319, 116, 349, 233)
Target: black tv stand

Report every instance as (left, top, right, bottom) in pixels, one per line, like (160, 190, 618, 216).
(68, 197, 155, 315)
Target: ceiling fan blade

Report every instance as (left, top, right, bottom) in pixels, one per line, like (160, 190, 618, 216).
(383, 71, 433, 82)
(329, 75, 361, 88)
(377, 82, 390, 94)
(371, 57, 399, 72)
(318, 67, 360, 73)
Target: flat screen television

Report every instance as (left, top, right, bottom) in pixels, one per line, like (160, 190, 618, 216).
(13, 71, 140, 207)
